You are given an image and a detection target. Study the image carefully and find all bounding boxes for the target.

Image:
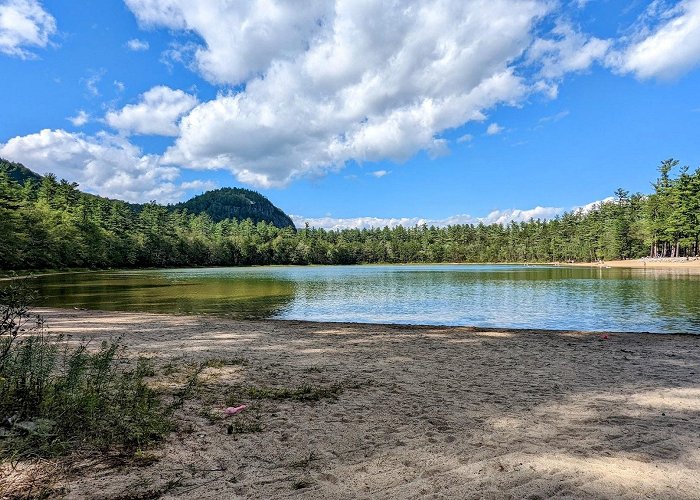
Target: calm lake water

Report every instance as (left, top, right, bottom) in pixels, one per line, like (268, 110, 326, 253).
(14, 264, 700, 334)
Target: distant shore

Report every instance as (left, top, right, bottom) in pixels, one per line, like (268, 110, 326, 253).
(4, 308, 698, 499)
(3, 258, 700, 280)
(565, 257, 700, 269)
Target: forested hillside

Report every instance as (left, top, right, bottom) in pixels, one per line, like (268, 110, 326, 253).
(172, 188, 295, 228)
(0, 158, 42, 185)
(1, 158, 698, 270)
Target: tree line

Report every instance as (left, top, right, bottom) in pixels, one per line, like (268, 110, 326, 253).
(1, 159, 698, 270)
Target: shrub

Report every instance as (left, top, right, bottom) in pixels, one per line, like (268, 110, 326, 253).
(0, 278, 171, 459)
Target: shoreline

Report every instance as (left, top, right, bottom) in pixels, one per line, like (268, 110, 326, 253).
(3, 257, 700, 280)
(34, 306, 700, 337)
(564, 258, 700, 269)
(4, 308, 699, 498)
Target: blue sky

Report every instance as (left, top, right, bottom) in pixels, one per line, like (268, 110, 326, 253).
(1, 0, 699, 228)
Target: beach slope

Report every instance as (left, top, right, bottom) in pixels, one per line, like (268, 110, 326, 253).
(3, 309, 699, 499)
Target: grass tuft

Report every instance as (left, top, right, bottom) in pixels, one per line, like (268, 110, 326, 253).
(205, 357, 248, 369)
(291, 478, 312, 490)
(227, 383, 344, 405)
(0, 279, 172, 460)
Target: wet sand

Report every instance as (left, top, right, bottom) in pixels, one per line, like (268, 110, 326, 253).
(2, 308, 699, 499)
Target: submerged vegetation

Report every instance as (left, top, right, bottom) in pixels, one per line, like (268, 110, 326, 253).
(1, 158, 700, 270)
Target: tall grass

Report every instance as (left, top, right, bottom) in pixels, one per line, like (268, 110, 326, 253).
(0, 278, 171, 459)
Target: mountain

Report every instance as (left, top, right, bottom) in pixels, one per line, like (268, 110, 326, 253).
(0, 158, 43, 185)
(172, 188, 295, 229)
(0, 158, 295, 229)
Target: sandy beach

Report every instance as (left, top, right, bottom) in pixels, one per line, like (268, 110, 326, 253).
(567, 258, 700, 269)
(2, 308, 699, 499)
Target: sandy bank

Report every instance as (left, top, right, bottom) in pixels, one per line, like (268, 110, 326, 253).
(567, 258, 700, 269)
(3, 308, 700, 499)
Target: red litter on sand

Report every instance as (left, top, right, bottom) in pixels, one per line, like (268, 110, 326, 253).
(224, 404, 247, 416)
(600, 334, 609, 340)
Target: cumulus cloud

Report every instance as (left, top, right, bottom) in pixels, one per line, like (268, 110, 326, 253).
(180, 179, 217, 192)
(125, 0, 332, 84)
(105, 86, 198, 136)
(528, 22, 611, 79)
(486, 123, 504, 135)
(0, 0, 56, 58)
(371, 170, 389, 178)
(126, 38, 149, 51)
(577, 196, 614, 213)
(291, 198, 615, 230)
(457, 134, 473, 143)
(67, 110, 89, 127)
(611, 0, 700, 80)
(0, 129, 201, 203)
(123, 0, 555, 187)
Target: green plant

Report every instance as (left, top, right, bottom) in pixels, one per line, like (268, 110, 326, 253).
(228, 415, 262, 434)
(170, 362, 206, 410)
(205, 357, 249, 369)
(0, 277, 37, 373)
(226, 383, 344, 405)
(0, 279, 172, 459)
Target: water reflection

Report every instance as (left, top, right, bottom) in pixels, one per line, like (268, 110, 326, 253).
(26, 269, 297, 319)
(11, 265, 700, 333)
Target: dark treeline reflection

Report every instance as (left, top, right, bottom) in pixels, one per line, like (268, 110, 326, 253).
(2, 158, 700, 270)
(29, 271, 297, 319)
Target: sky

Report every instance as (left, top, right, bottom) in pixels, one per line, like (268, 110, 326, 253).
(1, 0, 699, 229)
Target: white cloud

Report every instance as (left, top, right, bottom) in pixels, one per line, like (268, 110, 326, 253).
(457, 134, 473, 143)
(612, 0, 700, 79)
(486, 123, 504, 135)
(124, 0, 556, 188)
(105, 85, 198, 136)
(481, 206, 563, 225)
(67, 110, 89, 127)
(370, 170, 389, 178)
(576, 196, 614, 213)
(533, 80, 559, 99)
(291, 198, 615, 230)
(125, 0, 332, 84)
(0, 0, 56, 58)
(114, 80, 125, 92)
(0, 129, 197, 203)
(180, 179, 217, 191)
(83, 70, 105, 96)
(538, 110, 570, 124)
(528, 22, 611, 79)
(126, 38, 149, 51)
(290, 215, 434, 231)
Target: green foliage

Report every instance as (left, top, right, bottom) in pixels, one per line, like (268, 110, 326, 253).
(0, 281, 171, 459)
(0, 158, 42, 186)
(172, 187, 295, 228)
(2, 157, 700, 268)
(228, 383, 344, 403)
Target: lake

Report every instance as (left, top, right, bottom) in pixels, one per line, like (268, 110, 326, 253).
(14, 264, 700, 334)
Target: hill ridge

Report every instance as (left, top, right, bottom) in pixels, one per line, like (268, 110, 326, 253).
(0, 158, 295, 229)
